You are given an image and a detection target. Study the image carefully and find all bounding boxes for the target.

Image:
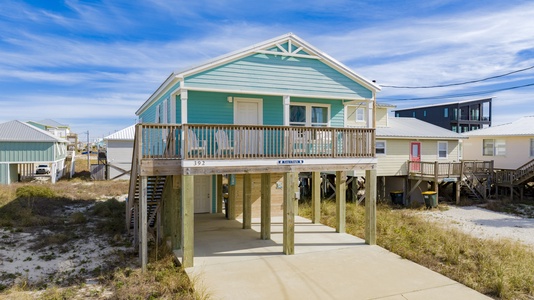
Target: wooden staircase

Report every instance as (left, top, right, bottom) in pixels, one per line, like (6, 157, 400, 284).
(495, 159, 534, 200)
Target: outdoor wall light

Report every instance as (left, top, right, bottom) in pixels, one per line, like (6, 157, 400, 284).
(227, 96, 233, 103)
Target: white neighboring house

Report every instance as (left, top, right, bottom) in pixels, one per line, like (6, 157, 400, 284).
(463, 116, 534, 169)
(351, 104, 469, 203)
(104, 125, 135, 180)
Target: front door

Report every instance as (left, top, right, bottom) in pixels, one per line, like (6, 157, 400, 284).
(410, 142, 421, 172)
(234, 98, 263, 154)
(194, 175, 211, 213)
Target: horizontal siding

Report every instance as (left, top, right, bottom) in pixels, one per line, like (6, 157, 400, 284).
(0, 142, 54, 162)
(107, 140, 133, 180)
(188, 91, 284, 125)
(463, 136, 533, 169)
(139, 82, 180, 123)
(185, 53, 372, 99)
(376, 139, 460, 176)
(376, 108, 388, 127)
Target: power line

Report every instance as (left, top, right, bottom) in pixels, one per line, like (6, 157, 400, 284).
(381, 82, 534, 101)
(381, 65, 534, 89)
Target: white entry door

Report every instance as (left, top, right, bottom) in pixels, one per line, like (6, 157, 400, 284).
(194, 175, 211, 213)
(234, 98, 263, 155)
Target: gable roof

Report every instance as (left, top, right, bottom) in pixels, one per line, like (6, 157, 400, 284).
(104, 125, 136, 141)
(464, 116, 534, 137)
(377, 117, 466, 139)
(30, 119, 69, 128)
(137, 33, 381, 115)
(0, 120, 69, 142)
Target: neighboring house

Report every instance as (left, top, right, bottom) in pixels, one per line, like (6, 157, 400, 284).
(130, 33, 381, 268)
(354, 104, 478, 204)
(394, 98, 492, 133)
(463, 116, 534, 200)
(27, 119, 78, 151)
(104, 125, 135, 180)
(0, 120, 68, 184)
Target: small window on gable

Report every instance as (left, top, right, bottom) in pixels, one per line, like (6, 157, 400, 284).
(438, 141, 448, 159)
(356, 108, 365, 122)
(376, 140, 386, 155)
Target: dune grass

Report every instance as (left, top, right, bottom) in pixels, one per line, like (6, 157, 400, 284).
(0, 179, 204, 299)
(299, 201, 534, 300)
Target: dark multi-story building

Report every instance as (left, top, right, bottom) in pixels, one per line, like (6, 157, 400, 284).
(394, 98, 492, 133)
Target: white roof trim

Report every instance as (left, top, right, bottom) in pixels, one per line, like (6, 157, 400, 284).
(136, 33, 381, 116)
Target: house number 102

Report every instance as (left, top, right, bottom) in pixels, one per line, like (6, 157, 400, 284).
(194, 161, 205, 166)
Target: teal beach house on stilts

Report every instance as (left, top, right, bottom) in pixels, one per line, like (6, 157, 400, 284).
(128, 33, 381, 269)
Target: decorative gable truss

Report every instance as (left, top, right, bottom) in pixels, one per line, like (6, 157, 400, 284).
(256, 39, 319, 60)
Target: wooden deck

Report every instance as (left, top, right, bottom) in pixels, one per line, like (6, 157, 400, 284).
(134, 123, 376, 176)
(408, 160, 493, 181)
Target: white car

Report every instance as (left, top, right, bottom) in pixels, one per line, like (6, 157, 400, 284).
(36, 164, 51, 174)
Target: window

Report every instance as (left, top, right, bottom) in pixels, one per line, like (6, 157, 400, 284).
(438, 141, 448, 159)
(355, 108, 365, 122)
(483, 139, 506, 156)
(444, 108, 449, 118)
(423, 110, 427, 117)
(412, 112, 416, 117)
(530, 138, 534, 157)
(458, 140, 463, 159)
(395, 112, 399, 117)
(452, 125, 458, 133)
(376, 141, 386, 155)
(290, 104, 329, 127)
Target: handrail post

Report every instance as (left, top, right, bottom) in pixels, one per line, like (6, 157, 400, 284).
(182, 124, 188, 159)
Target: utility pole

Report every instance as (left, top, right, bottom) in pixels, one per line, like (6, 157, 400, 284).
(86, 131, 90, 171)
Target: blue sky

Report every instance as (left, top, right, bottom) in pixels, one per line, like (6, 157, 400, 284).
(1, 0, 533, 139)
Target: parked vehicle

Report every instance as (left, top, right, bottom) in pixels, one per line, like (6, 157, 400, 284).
(36, 164, 50, 174)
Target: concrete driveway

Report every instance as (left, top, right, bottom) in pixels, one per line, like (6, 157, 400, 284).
(184, 214, 491, 300)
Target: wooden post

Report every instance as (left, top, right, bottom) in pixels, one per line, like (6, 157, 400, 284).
(228, 175, 236, 220)
(133, 204, 139, 252)
(161, 176, 171, 243)
(311, 172, 321, 224)
(172, 175, 181, 250)
(283, 172, 296, 255)
(243, 174, 252, 229)
(365, 169, 377, 245)
(260, 173, 271, 240)
(336, 171, 346, 233)
(457, 161, 464, 205)
(216, 175, 223, 214)
(140, 176, 148, 272)
(181, 175, 194, 268)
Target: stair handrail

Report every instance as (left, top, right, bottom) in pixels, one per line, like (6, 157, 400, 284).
(126, 124, 142, 232)
(513, 158, 534, 183)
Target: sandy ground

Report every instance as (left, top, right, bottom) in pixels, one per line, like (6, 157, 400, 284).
(418, 205, 534, 248)
(0, 195, 133, 297)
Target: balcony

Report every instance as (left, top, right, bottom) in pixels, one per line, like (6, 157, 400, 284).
(133, 124, 375, 176)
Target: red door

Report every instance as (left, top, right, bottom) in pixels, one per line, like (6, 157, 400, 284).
(410, 142, 421, 172)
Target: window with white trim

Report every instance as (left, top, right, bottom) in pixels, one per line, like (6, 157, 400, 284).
(376, 140, 386, 155)
(438, 141, 448, 159)
(290, 103, 329, 127)
(483, 139, 506, 156)
(355, 108, 365, 122)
